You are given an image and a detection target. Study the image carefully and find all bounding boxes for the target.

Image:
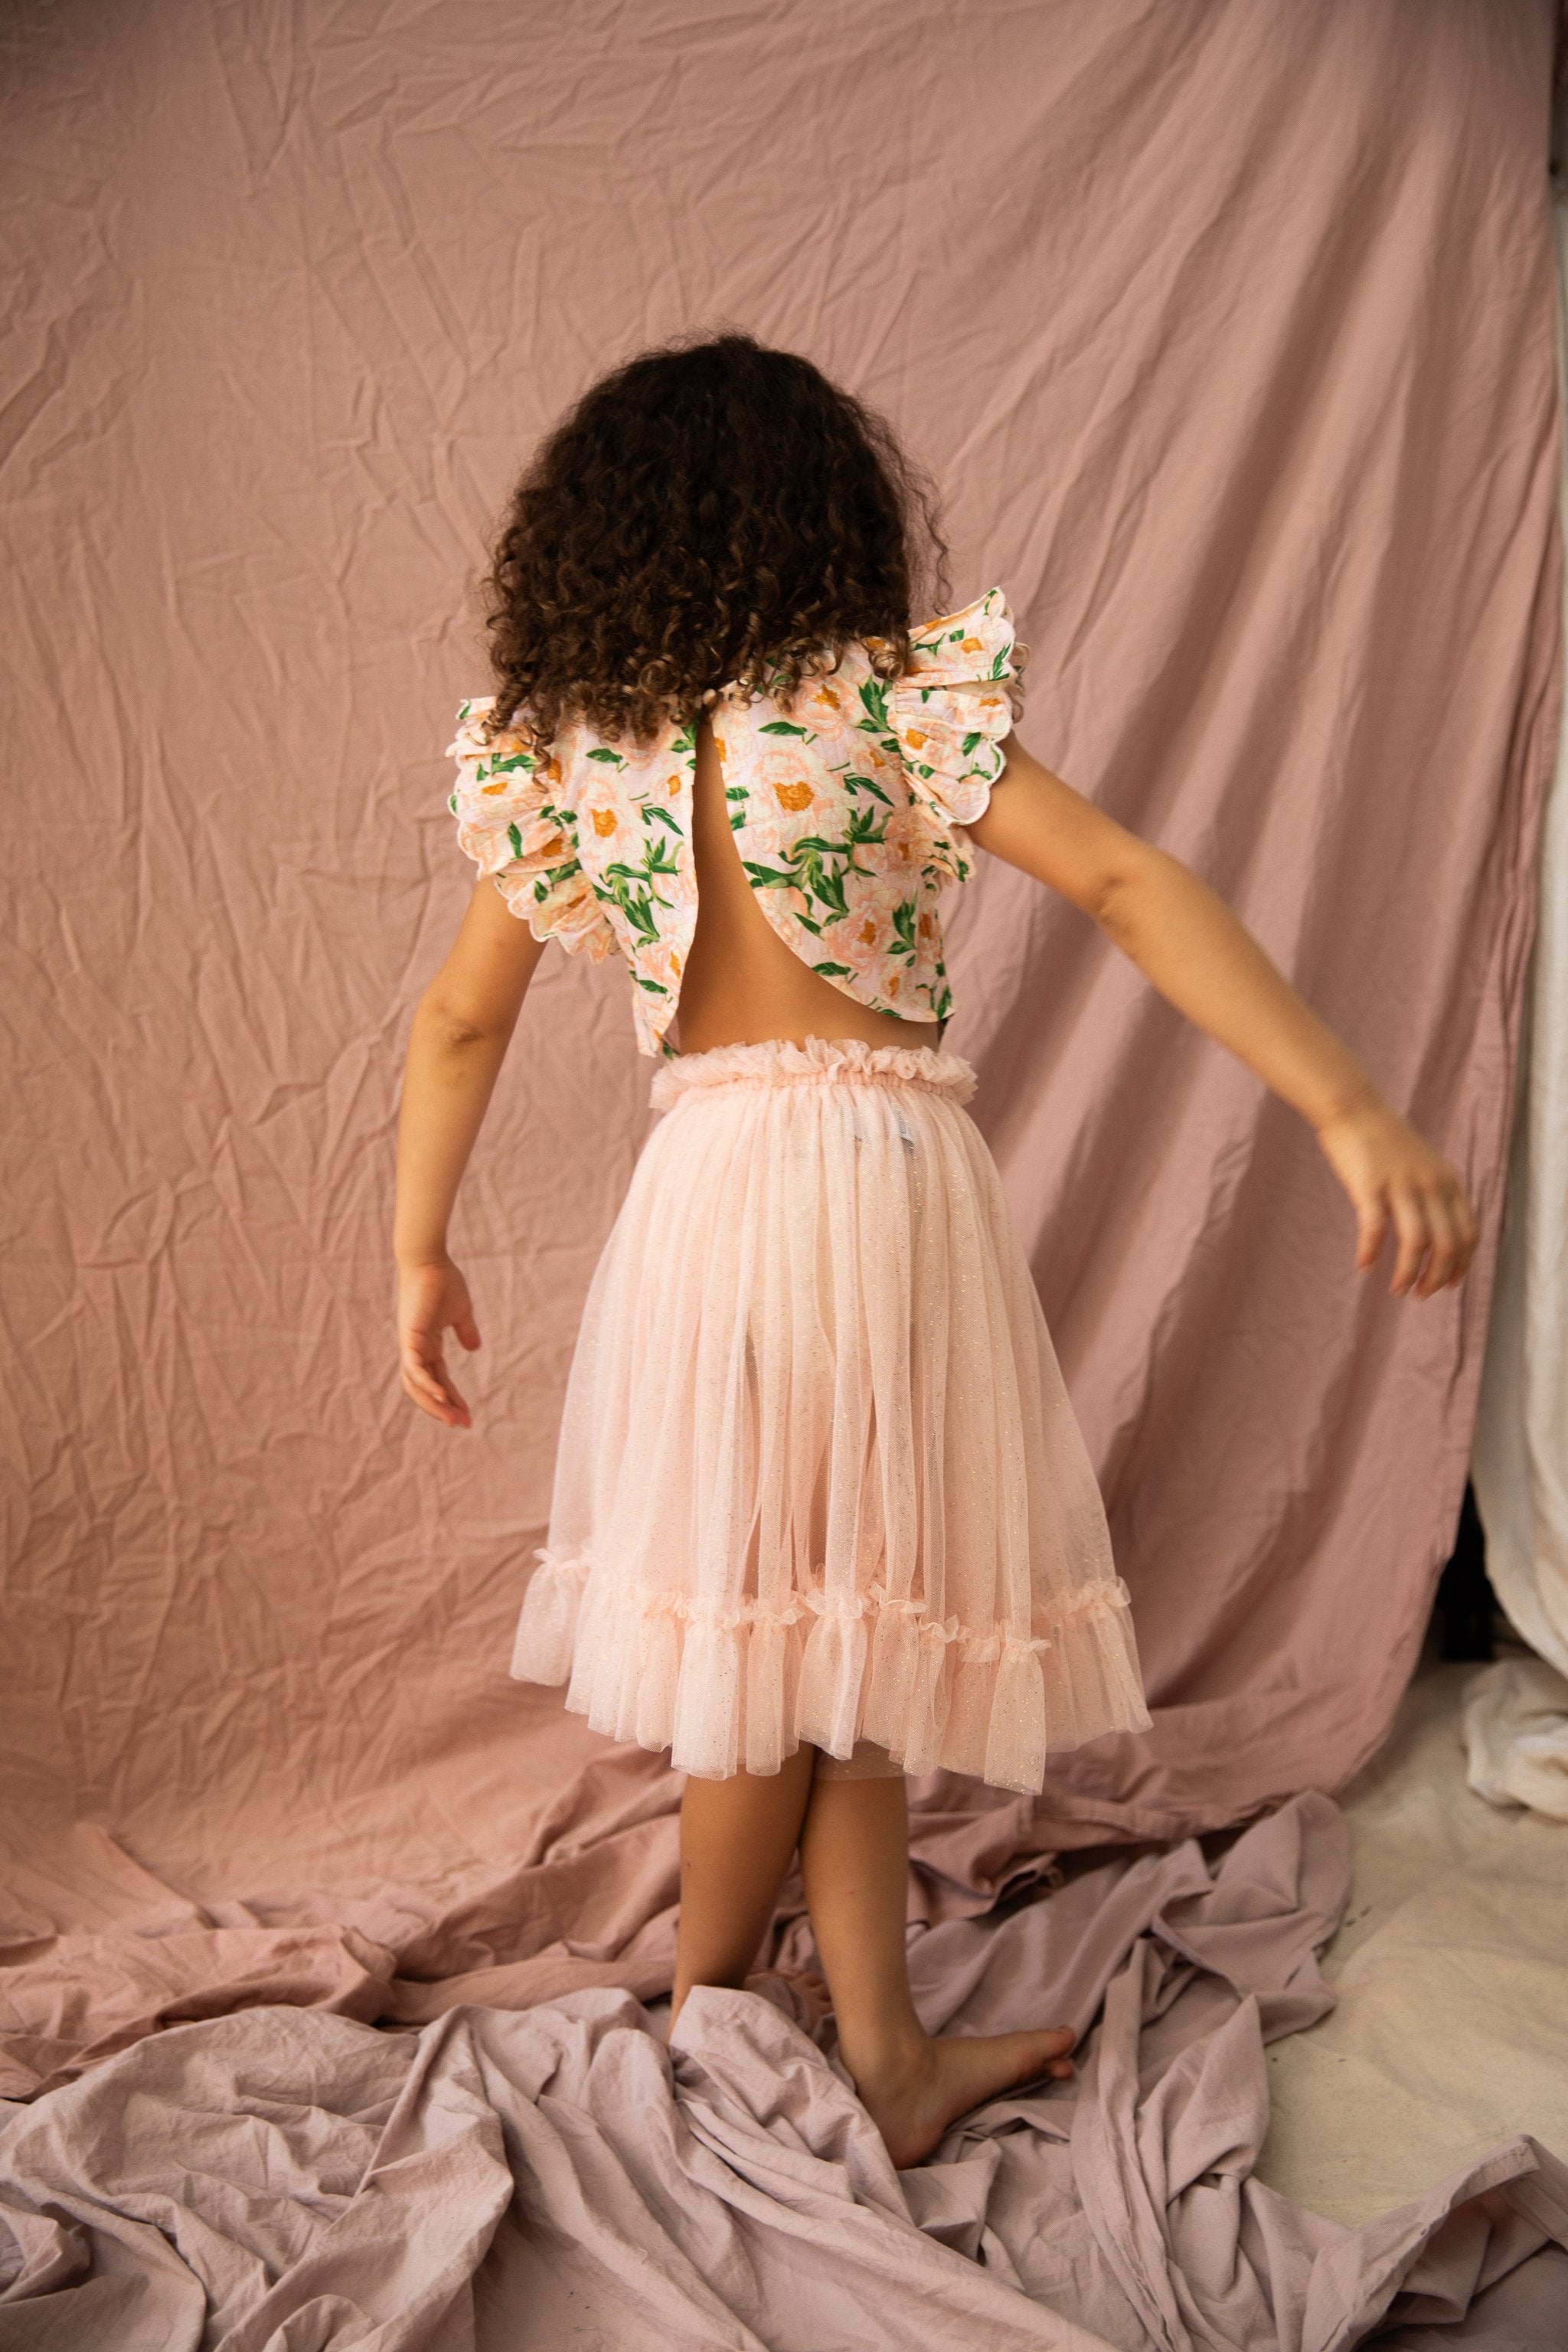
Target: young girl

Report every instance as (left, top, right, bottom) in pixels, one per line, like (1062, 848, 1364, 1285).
(394, 332, 1477, 2168)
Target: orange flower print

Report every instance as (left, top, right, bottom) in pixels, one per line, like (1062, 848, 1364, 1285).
(857, 916, 879, 946)
(665, 773, 682, 795)
(591, 806, 618, 837)
(774, 779, 813, 812)
(882, 807, 929, 858)
(902, 728, 926, 751)
(543, 754, 564, 786)
(961, 635, 982, 653)
(640, 936, 684, 998)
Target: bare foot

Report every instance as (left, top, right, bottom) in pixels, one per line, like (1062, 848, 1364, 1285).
(845, 2027, 1076, 2168)
(745, 1966, 834, 2030)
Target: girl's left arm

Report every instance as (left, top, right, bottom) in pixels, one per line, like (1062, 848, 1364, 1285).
(967, 737, 1478, 1298)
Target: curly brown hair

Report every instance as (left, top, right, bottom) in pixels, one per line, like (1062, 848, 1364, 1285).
(479, 332, 949, 750)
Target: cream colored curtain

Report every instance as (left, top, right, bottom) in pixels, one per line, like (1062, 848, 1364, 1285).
(1465, 170, 1568, 1818)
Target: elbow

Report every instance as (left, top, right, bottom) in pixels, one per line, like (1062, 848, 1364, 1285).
(1087, 841, 1172, 949)
(416, 988, 506, 1053)
(1086, 861, 1140, 945)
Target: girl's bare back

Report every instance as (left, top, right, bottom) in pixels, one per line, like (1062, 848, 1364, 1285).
(674, 713, 939, 1059)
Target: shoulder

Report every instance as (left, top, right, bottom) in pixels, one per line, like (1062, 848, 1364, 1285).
(446, 696, 537, 772)
(448, 699, 603, 800)
(901, 586, 1019, 685)
(875, 590, 1024, 831)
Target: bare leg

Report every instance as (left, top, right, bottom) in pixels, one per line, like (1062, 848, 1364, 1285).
(670, 1743, 818, 2029)
(798, 1774, 1076, 2168)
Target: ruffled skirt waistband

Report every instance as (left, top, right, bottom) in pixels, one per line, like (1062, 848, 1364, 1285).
(650, 1031, 978, 1110)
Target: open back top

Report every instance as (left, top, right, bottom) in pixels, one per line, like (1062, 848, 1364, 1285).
(447, 587, 1025, 1057)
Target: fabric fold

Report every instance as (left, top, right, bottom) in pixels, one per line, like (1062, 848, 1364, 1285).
(446, 704, 616, 960)
(508, 1550, 590, 1684)
(883, 587, 1025, 851)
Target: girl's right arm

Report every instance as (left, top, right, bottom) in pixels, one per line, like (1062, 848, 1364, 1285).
(395, 880, 547, 1428)
(968, 736, 1477, 1298)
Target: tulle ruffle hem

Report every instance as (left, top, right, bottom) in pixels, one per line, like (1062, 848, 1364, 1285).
(514, 1546, 1145, 1794)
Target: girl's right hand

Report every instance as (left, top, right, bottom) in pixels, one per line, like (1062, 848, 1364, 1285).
(397, 1256, 482, 1429)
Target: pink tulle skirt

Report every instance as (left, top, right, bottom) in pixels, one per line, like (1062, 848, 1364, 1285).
(510, 1034, 1151, 1794)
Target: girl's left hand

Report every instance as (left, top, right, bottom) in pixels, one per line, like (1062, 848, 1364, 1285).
(1312, 1095, 1479, 1297)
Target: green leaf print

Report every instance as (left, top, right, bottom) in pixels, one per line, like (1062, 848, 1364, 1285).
(813, 962, 854, 979)
(670, 724, 697, 756)
(600, 857, 672, 944)
(786, 837, 853, 920)
(508, 822, 524, 859)
(487, 750, 536, 774)
(843, 770, 893, 807)
(633, 973, 671, 995)
(530, 856, 585, 908)
(611, 894, 661, 944)
(642, 805, 682, 833)
(856, 709, 903, 761)
(857, 677, 890, 731)
(586, 746, 626, 766)
(740, 821, 883, 926)
(889, 899, 918, 960)
(961, 733, 982, 756)
(758, 720, 812, 737)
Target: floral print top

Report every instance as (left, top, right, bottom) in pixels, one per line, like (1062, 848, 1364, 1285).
(446, 587, 1025, 1057)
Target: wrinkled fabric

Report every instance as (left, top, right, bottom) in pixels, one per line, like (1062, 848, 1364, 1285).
(1, 8, 1563, 2334)
(1, 1797, 1563, 2350)
(1259, 1658, 1568, 2236)
(1464, 1650, 1568, 1818)
(1466, 185, 1568, 1820)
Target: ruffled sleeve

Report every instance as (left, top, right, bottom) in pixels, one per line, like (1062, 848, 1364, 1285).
(446, 698, 614, 961)
(884, 587, 1025, 849)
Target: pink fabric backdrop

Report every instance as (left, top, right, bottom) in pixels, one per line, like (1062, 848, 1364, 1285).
(2, 0, 1560, 2073)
